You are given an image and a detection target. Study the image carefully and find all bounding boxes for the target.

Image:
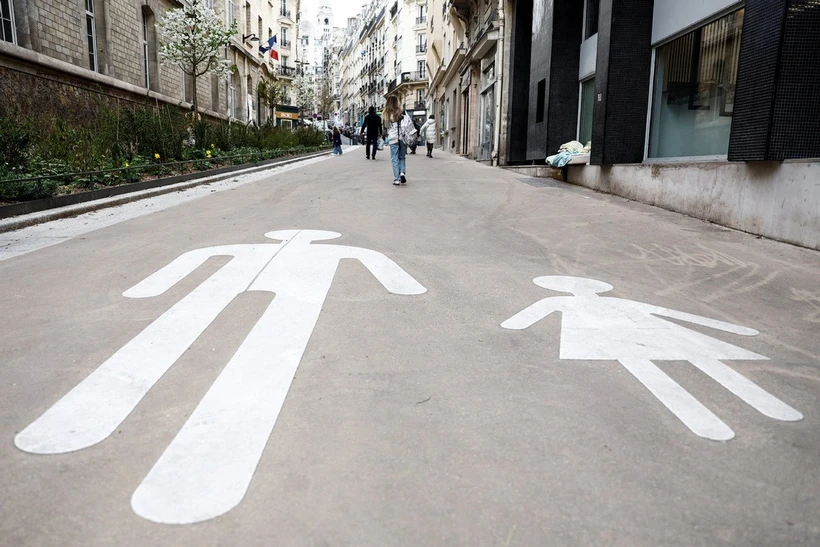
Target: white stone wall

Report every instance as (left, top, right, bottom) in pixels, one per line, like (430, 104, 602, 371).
(567, 162, 820, 250)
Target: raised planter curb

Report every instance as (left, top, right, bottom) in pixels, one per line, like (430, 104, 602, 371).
(0, 149, 330, 234)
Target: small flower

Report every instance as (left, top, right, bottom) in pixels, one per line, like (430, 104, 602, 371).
(206, 150, 212, 158)
(124, 162, 129, 168)
(154, 153, 160, 160)
(211, 144, 215, 149)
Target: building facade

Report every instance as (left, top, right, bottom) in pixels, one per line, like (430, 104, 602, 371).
(0, 0, 299, 125)
(503, 0, 819, 248)
(427, 0, 502, 162)
(335, 0, 430, 128)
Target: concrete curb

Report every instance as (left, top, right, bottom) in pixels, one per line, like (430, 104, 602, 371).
(0, 150, 330, 234)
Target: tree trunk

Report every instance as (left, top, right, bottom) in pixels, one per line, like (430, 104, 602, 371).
(191, 68, 198, 114)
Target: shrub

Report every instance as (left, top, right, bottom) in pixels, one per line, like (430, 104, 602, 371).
(0, 114, 32, 170)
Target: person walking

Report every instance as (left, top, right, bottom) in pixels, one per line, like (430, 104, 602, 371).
(419, 114, 437, 157)
(332, 126, 343, 155)
(360, 106, 382, 160)
(383, 95, 408, 186)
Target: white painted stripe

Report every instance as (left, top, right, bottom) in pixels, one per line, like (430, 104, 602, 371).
(689, 358, 804, 421)
(618, 358, 735, 441)
(131, 293, 323, 524)
(15, 250, 278, 454)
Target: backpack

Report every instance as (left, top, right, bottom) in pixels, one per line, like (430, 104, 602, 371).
(398, 111, 418, 145)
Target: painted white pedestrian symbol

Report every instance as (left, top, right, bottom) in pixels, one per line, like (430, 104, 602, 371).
(501, 276, 802, 441)
(15, 230, 426, 524)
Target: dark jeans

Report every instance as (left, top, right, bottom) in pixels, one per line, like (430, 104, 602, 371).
(426, 143, 433, 156)
(365, 135, 379, 158)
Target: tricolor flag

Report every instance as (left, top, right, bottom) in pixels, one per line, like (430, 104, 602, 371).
(259, 35, 279, 61)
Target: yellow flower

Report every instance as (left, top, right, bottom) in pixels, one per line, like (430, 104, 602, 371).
(211, 144, 215, 149)
(124, 162, 129, 168)
(206, 150, 212, 158)
(154, 153, 160, 160)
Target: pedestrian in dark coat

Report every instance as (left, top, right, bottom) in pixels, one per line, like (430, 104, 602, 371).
(360, 106, 382, 160)
(332, 127, 343, 155)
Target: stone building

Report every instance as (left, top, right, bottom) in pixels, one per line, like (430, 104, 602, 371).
(386, 0, 429, 125)
(427, 0, 501, 162)
(335, 0, 429, 128)
(0, 0, 298, 125)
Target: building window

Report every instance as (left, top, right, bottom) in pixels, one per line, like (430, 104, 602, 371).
(578, 78, 594, 145)
(281, 0, 287, 16)
(85, 0, 98, 71)
(417, 60, 426, 79)
(183, 72, 194, 103)
(1, 0, 15, 44)
(229, 73, 239, 118)
(227, 0, 236, 27)
(584, 0, 600, 39)
(648, 9, 744, 158)
(535, 79, 545, 123)
(142, 11, 150, 88)
(245, 2, 251, 35)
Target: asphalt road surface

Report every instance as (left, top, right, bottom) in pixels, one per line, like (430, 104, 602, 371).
(2, 147, 818, 546)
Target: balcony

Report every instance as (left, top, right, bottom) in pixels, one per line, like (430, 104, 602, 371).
(279, 65, 296, 77)
(446, 0, 470, 21)
(401, 71, 427, 83)
(281, 39, 291, 49)
(415, 16, 427, 26)
(279, 9, 292, 19)
(416, 44, 427, 54)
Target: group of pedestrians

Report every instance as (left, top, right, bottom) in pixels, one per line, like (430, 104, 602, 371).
(358, 99, 438, 187)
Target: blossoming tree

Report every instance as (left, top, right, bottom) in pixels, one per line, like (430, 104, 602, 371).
(294, 75, 315, 119)
(159, 0, 237, 114)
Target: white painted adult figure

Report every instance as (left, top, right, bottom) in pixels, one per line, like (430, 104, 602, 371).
(501, 276, 802, 441)
(15, 230, 426, 524)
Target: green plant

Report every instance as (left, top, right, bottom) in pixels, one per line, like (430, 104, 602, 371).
(0, 114, 32, 170)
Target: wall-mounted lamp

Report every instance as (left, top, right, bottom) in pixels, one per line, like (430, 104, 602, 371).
(242, 34, 260, 43)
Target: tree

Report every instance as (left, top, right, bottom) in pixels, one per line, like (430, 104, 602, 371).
(158, 0, 236, 114)
(294, 75, 315, 118)
(318, 78, 335, 120)
(257, 76, 285, 123)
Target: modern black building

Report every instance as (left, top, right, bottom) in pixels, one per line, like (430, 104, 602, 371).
(503, 0, 820, 249)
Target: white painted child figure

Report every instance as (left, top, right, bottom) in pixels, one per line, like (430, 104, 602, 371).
(502, 276, 802, 441)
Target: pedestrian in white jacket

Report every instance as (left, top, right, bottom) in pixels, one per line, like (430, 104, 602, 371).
(419, 115, 436, 158)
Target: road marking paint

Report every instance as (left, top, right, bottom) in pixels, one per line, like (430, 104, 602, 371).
(502, 275, 802, 440)
(16, 230, 426, 524)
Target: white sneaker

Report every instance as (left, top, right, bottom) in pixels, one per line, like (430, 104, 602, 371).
(400, 172, 406, 184)
(393, 180, 400, 186)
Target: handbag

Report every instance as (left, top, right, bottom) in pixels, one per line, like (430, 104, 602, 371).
(399, 111, 419, 145)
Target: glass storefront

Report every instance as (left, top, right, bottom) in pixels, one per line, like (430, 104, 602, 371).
(648, 9, 744, 158)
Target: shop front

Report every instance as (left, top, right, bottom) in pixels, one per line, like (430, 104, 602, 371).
(274, 105, 299, 129)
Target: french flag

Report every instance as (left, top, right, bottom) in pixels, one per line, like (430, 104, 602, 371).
(260, 35, 279, 61)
